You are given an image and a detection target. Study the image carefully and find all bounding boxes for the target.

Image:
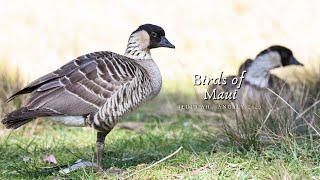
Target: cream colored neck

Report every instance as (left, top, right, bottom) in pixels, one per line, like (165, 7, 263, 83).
(137, 59, 162, 96)
(245, 52, 281, 88)
(124, 30, 161, 95)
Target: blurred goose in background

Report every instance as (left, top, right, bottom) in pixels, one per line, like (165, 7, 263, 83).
(2, 24, 175, 171)
(238, 45, 303, 105)
(208, 45, 303, 106)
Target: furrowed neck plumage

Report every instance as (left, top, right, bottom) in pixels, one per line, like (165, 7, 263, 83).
(124, 30, 162, 96)
(124, 30, 152, 60)
(245, 52, 282, 88)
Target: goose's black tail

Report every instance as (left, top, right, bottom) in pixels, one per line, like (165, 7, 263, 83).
(2, 107, 55, 129)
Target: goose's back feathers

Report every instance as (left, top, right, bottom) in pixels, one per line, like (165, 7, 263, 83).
(3, 51, 155, 130)
(208, 59, 253, 94)
(236, 74, 293, 106)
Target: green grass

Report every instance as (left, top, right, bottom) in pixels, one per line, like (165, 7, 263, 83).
(0, 112, 319, 179)
(0, 67, 320, 179)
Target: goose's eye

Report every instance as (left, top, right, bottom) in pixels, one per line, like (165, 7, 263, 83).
(151, 32, 157, 38)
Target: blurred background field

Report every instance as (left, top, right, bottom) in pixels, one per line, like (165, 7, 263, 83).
(1, 0, 320, 179)
(1, 0, 320, 84)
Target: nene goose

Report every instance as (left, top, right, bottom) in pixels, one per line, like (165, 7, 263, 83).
(238, 45, 303, 105)
(208, 45, 303, 106)
(2, 24, 175, 171)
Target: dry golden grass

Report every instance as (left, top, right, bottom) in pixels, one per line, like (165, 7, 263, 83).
(218, 71, 320, 151)
(0, 66, 26, 117)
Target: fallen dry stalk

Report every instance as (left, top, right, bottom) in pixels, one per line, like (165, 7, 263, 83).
(124, 146, 183, 179)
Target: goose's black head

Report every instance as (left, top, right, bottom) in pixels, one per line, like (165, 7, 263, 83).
(132, 24, 175, 49)
(257, 45, 303, 67)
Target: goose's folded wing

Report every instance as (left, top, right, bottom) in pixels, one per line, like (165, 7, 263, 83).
(269, 75, 291, 94)
(7, 53, 94, 102)
(9, 51, 149, 116)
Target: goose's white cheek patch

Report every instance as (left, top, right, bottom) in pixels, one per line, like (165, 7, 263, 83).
(134, 30, 150, 50)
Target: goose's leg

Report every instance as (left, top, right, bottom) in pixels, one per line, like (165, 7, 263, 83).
(56, 131, 109, 174)
(96, 131, 109, 172)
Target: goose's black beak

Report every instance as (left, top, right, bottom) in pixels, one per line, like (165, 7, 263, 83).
(158, 36, 175, 48)
(289, 56, 303, 66)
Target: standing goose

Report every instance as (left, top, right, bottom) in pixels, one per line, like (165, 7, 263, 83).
(2, 24, 175, 171)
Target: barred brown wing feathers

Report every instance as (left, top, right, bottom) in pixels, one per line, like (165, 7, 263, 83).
(89, 60, 153, 131)
(4, 51, 154, 130)
(6, 53, 94, 102)
(23, 52, 140, 116)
